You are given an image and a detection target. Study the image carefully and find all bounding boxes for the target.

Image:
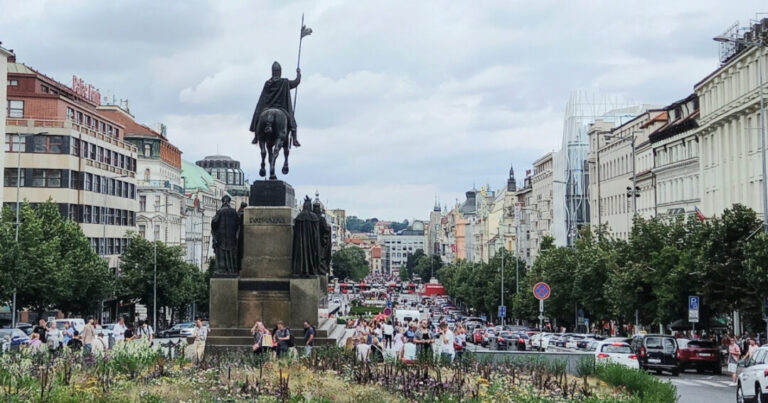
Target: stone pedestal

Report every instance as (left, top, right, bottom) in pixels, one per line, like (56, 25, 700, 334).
(207, 205, 329, 348)
(249, 180, 295, 207)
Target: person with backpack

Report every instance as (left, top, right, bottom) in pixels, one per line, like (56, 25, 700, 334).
(275, 321, 291, 358)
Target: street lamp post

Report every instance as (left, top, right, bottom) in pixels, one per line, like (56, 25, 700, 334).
(11, 132, 47, 329)
(148, 201, 171, 332)
(714, 35, 768, 233)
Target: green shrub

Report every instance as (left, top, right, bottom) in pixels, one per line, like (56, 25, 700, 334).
(348, 306, 384, 315)
(595, 363, 677, 402)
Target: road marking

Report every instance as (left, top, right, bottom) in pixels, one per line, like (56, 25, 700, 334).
(671, 380, 698, 386)
(696, 380, 727, 388)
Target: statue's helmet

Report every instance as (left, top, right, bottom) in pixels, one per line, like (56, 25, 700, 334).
(271, 61, 281, 77)
(222, 195, 232, 204)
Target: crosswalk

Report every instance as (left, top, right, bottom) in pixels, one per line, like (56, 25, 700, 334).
(671, 378, 733, 388)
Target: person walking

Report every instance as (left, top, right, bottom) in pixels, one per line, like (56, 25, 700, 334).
(383, 320, 394, 349)
(438, 322, 455, 363)
(113, 317, 127, 344)
(275, 321, 291, 358)
(137, 320, 154, 345)
(82, 317, 96, 354)
(303, 321, 315, 357)
(454, 324, 466, 361)
(745, 337, 758, 360)
(46, 321, 60, 350)
(193, 318, 208, 364)
(728, 337, 742, 386)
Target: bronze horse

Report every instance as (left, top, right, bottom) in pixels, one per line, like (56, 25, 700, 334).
(252, 108, 290, 180)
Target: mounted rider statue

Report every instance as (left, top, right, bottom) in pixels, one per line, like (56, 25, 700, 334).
(249, 61, 301, 148)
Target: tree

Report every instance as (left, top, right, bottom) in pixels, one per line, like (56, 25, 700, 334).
(331, 246, 369, 281)
(0, 201, 113, 317)
(401, 249, 426, 280)
(416, 254, 443, 282)
(117, 234, 201, 325)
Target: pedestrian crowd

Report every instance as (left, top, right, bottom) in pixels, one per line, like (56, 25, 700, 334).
(344, 316, 467, 363)
(249, 319, 316, 360)
(23, 316, 157, 354)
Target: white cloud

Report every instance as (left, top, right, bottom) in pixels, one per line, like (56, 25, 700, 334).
(1, 0, 764, 219)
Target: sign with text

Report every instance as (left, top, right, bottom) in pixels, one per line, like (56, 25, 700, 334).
(72, 75, 102, 105)
(688, 296, 700, 323)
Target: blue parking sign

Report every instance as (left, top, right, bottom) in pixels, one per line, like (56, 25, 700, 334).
(498, 305, 506, 318)
(689, 296, 699, 310)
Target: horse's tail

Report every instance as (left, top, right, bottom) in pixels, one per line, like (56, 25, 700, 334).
(264, 111, 274, 134)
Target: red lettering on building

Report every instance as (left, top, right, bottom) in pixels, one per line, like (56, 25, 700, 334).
(71, 75, 101, 105)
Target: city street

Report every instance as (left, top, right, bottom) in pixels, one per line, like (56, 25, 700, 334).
(657, 371, 734, 403)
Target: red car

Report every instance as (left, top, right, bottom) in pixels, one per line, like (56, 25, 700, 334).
(472, 329, 484, 344)
(677, 339, 721, 374)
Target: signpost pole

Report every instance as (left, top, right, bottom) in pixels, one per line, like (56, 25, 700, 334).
(539, 299, 544, 331)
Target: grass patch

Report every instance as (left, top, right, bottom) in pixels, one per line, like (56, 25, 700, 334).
(595, 363, 677, 402)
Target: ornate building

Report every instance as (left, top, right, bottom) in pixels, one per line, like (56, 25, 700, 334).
(195, 155, 249, 206)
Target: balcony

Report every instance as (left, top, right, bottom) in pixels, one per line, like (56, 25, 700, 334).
(137, 179, 185, 194)
(6, 117, 137, 153)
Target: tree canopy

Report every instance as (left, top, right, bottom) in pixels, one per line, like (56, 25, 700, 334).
(331, 246, 369, 281)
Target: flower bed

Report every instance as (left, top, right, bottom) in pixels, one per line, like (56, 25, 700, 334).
(0, 344, 675, 402)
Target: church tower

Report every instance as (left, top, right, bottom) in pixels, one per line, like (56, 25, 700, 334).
(507, 164, 517, 192)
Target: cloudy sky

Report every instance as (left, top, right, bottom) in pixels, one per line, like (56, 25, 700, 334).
(1, 1, 764, 220)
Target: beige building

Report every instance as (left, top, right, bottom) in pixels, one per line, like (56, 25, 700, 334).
(695, 20, 768, 221)
(649, 95, 701, 218)
(0, 45, 13, 207)
(4, 59, 138, 270)
(529, 152, 553, 258)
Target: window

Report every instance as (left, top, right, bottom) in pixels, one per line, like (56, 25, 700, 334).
(67, 107, 75, 121)
(49, 136, 63, 153)
(154, 224, 160, 240)
(30, 169, 46, 187)
(83, 206, 92, 224)
(89, 143, 96, 160)
(94, 176, 101, 194)
(144, 144, 152, 157)
(97, 147, 104, 163)
(85, 173, 92, 191)
(5, 134, 24, 152)
(107, 238, 114, 255)
(139, 225, 146, 238)
(47, 170, 61, 187)
(7, 100, 24, 117)
(4, 168, 24, 187)
(94, 206, 101, 224)
(140, 196, 146, 212)
(155, 195, 161, 211)
(8, 79, 18, 86)
(71, 138, 80, 156)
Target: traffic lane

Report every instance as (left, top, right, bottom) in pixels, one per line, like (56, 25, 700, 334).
(656, 371, 733, 403)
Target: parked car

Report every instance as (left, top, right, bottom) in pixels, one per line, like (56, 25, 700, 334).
(472, 329, 484, 344)
(530, 332, 552, 351)
(565, 334, 587, 349)
(737, 345, 768, 403)
(592, 341, 639, 369)
(481, 329, 496, 347)
(676, 339, 721, 374)
(0, 328, 29, 352)
(577, 335, 605, 350)
(15, 322, 34, 336)
(52, 319, 85, 334)
(497, 332, 526, 351)
(157, 322, 195, 338)
(630, 334, 679, 376)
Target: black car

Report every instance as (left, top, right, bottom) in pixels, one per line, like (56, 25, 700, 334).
(630, 334, 679, 376)
(497, 332, 526, 351)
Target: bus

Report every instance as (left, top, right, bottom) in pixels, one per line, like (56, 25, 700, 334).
(358, 283, 371, 292)
(404, 283, 417, 294)
(340, 283, 353, 294)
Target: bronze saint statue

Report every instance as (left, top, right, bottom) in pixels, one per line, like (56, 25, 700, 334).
(236, 202, 247, 271)
(312, 200, 332, 275)
(292, 196, 321, 277)
(249, 62, 301, 180)
(211, 195, 239, 274)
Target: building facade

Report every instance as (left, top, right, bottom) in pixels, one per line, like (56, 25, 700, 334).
(102, 106, 185, 248)
(1, 45, 13, 207)
(378, 221, 426, 273)
(695, 20, 768, 221)
(195, 155, 249, 207)
(3, 58, 138, 270)
(648, 95, 701, 218)
(529, 152, 553, 259)
(181, 160, 226, 269)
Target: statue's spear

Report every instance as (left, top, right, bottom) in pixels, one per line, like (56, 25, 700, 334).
(293, 14, 312, 112)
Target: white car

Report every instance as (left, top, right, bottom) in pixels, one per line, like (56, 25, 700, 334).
(565, 334, 586, 350)
(737, 346, 768, 403)
(530, 332, 553, 351)
(592, 341, 639, 369)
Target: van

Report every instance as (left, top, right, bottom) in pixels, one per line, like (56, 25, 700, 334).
(630, 334, 679, 376)
(394, 310, 421, 325)
(52, 319, 85, 334)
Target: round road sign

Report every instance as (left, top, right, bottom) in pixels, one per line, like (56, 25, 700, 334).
(533, 282, 551, 300)
(383, 307, 392, 316)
